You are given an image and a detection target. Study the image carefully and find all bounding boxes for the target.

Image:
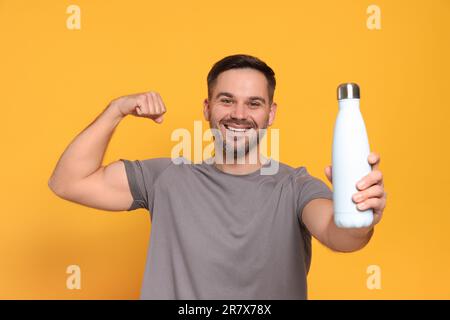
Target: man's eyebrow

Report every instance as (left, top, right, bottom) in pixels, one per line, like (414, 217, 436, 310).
(215, 92, 234, 99)
(215, 92, 266, 103)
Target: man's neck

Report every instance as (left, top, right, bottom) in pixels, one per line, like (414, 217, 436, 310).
(213, 150, 269, 175)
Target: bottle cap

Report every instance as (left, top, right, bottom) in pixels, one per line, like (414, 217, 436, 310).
(337, 83, 360, 100)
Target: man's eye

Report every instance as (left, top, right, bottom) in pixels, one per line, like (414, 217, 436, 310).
(221, 99, 232, 104)
(250, 102, 261, 107)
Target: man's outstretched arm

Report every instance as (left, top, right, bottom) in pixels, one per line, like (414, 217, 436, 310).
(48, 92, 166, 211)
(302, 152, 387, 252)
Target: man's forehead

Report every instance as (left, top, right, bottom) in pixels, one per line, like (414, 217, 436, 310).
(216, 68, 267, 83)
(212, 69, 269, 98)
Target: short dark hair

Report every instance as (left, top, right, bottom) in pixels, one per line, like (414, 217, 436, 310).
(207, 54, 276, 104)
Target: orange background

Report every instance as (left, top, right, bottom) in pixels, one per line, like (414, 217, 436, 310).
(0, 0, 449, 299)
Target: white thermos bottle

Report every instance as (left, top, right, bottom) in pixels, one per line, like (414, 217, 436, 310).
(332, 83, 373, 228)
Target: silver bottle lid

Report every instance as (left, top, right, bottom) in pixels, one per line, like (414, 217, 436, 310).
(337, 83, 360, 100)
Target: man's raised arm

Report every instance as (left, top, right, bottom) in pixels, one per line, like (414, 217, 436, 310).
(48, 92, 166, 211)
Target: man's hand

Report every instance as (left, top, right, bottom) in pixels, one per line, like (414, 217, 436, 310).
(324, 152, 387, 227)
(110, 91, 167, 123)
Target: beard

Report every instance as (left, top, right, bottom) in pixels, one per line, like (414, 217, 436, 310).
(210, 119, 268, 164)
(223, 132, 257, 159)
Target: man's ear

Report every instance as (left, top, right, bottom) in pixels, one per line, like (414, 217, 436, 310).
(203, 98, 210, 121)
(267, 102, 277, 126)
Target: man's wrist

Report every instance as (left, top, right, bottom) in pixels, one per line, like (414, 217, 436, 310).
(105, 100, 126, 121)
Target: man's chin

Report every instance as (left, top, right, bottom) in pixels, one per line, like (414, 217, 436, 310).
(217, 142, 260, 164)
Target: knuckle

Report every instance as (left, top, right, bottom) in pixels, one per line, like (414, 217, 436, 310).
(367, 198, 376, 208)
(376, 184, 384, 194)
(376, 198, 383, 208)
(137, 97, 147, 107)
(374, 170, 383, 180)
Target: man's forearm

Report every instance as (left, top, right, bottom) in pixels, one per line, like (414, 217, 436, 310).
(326, 218, 374, 253)
(48, 102, 124, 191)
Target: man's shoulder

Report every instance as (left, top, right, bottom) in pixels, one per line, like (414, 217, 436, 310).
(275, 160, 308, 177)
(132, 157, 175, 179)
(139, 157, 174, 167)
(139, 156, 200, 174)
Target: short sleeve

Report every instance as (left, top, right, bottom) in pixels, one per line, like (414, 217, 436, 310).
(294, 167, 333, 223)
(119, 157, 172, 211)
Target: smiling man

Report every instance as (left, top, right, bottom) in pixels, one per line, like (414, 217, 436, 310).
(204, 63, 276, 173)
(48, 54, 387, 299)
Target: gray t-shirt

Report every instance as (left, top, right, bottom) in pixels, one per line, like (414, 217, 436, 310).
(119, 157, 333, 300)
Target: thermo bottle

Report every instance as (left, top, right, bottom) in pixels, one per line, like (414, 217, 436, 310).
(332, 83, 373, 228)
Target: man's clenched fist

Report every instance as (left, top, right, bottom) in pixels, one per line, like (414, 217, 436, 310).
(111, 91, 166, 123)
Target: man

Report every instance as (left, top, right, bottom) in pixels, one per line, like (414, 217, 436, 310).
(48, 54, 387, 299)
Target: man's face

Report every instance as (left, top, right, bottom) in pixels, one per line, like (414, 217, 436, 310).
(203, 68, 277, 159)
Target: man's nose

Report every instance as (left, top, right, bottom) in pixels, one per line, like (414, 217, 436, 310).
(230, 102, 248, 120)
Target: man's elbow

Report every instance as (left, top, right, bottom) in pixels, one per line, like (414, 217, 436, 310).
(328, 242, 368, 253)
(325, 221, 374, 253)
(48, 176, 69, 199)
(325, 234, 372, 253)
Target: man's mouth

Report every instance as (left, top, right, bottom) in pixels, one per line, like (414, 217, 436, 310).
(223, 123, 253, 133)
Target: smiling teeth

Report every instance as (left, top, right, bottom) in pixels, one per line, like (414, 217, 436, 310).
(228, 127, 246, 132)
(224, 125, 250, 132)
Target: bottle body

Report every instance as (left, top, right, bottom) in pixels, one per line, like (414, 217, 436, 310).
(332, 98, 373, 228)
